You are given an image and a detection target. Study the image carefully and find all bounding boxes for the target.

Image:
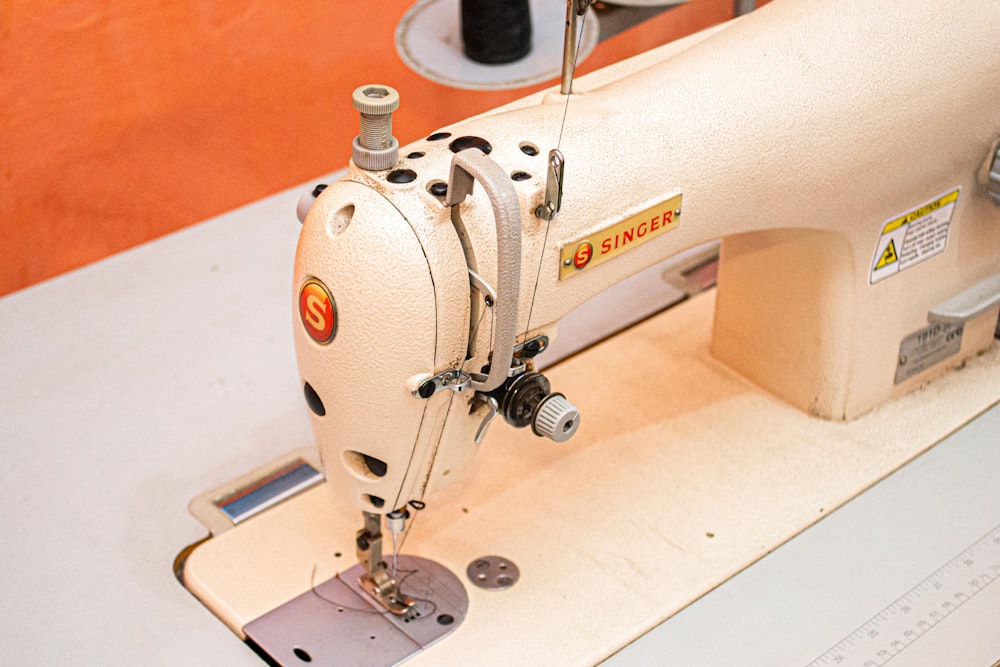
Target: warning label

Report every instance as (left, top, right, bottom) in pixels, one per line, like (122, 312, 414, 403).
(870, 188, 960, 284)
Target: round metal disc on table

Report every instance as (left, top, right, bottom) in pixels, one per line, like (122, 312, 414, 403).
(396, 0, 600, 91)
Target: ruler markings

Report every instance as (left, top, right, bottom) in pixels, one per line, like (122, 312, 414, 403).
(807, 523, 1000, 667)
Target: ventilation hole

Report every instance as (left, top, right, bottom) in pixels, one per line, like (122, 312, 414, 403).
(303, 382, 325, 416)
(293, 647, 313, 662)
(449, 136, 492, 155)
(407, 151, 425, 159)
(519, 142, 539, 156)
(387, 169, 417, 184)
(511, 171, 531, 181)
(362, 454, 388, 477)
(342, 450, 389, 480)
(311, 183, 328, 197)
(366, 494, 385, 508)
(327, 204, 354, 236)
(427, 132, 451, 141)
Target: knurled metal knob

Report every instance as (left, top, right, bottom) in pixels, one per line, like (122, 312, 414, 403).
(352, 84, 400, 171)
(532, 393, 580, 443)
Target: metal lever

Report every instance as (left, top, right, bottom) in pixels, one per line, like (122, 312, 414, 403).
(447, 149, 522, 393)
(928, 273, 1000, 324)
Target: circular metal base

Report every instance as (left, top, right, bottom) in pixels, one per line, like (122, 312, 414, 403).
(395, 0, 600, 91)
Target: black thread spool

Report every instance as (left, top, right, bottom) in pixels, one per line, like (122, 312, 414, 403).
(461, 0, 533, 65)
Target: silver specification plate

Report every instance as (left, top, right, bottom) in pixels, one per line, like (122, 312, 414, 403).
(895, 322, 963, 384)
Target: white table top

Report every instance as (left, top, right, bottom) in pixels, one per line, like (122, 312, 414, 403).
(2, 178, 997, 666)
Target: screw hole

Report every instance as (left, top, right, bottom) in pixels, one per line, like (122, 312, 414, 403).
(293, 646, 313, 662)
(387, 169, 417, 184)
(519, 142, 539, 156)
(437, 614, 455, 626)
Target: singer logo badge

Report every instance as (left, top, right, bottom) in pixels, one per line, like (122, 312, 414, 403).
(559, 193, 683, 280)
(299, 278, 337, 344)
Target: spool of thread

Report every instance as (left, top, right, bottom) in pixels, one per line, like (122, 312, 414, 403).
(461, 0, 533, 64)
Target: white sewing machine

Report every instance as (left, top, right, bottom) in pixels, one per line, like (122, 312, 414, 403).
(180, 0, 1000, 663)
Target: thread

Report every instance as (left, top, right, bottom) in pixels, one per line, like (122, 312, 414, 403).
(461, 0, 532, 64)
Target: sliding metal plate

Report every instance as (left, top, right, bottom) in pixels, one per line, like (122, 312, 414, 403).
(245, 556, 467, 666)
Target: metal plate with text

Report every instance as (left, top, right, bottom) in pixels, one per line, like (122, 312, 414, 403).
(895, 322, 963, 384)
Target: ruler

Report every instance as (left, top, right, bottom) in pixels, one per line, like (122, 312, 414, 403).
(808, 523, 1000, 666)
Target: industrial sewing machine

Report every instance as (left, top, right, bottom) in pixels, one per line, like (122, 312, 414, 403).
(180, 0, 1000, 664)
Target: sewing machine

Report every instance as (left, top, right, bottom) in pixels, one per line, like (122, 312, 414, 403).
(179, 0, 1000, 663)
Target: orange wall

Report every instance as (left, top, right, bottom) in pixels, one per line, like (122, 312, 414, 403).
(0, 0, 761, 296)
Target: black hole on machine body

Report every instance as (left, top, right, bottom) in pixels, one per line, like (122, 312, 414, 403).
(367, 494, 385, 508)
(387, 169, 417, 184)
(427, 132, 451, 141)
(449, 136, 492, 155)
(293, 646, 313, 662)
(437, 614, 455, 626)
(511, 171, 531, 181)
(310, 183, 327, 198)
(407, 151, 425, 159)
(362, 453, 389, 477)
(519, 143, 539, 156)
(303, 382, 325, 416)
(428, 182, 448, 197)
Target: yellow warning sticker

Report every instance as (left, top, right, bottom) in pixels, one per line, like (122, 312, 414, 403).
(874, 239, 898, 270)
(870, 188, 960, 285)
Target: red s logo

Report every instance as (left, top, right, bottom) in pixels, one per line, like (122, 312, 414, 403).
(573, 242, 593, 270)
(299, 279, 337, 343)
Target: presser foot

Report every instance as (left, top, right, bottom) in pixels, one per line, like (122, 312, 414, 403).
(244, 555, 468, 667)
(359, 566, 415, 616)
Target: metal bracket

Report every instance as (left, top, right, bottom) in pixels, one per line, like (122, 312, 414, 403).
(468, 268, 497, 306)
(447, 149, 522, 393)
(535, 150, 565, 221)
(415, 369, 472, 399)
